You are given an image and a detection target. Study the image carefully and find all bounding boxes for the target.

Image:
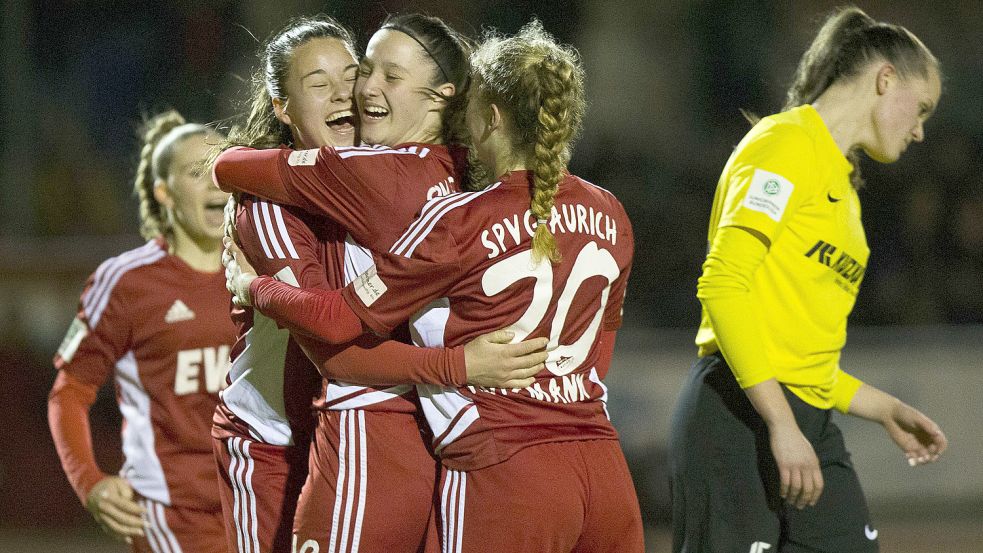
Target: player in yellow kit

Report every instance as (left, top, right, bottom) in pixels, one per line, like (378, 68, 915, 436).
(669, 7, 948, 553)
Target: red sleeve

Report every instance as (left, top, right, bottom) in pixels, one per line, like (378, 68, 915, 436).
(342, 218, 463, 335)
(48, 370, 105, 505)
(595, 329, 618, 380)
(215, 146, 420, 251)
(603, 209, 634, 331)
(295, 333, 468, 386)
(237, 197, 468, 385)
(250, 276, 364, 344)
(235, 196, 338, 290)
(49, 269, 132, 504)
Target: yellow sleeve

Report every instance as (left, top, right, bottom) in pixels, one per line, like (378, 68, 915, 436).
(719, 123, 820, 244)
(831, 367, 864, 413)
(697, 225, 773, 388)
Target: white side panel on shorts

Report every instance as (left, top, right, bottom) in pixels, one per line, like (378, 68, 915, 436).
(116, 351, 171, 505)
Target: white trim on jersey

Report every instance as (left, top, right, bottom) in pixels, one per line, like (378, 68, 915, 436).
(588, 368, 610, 420)
(343, 234, 374, 285)
(227, 437, 261, 553)
(141, 498, 184, 553)
(222, 266, 301, 447)
(324, 383, 413, 410)
(251, 202, 274, 259)
(116, 351, 171, 505)
(251, 201, 301, 260)
(415, 385, 479, 453)
(328, 410, 368, 553)
(336, 145, 430, 160)
(441, 470, 467, 553)
(83, 240, 165, 328)
(271, 204, 300, 259)
(390, 184, 501, 258)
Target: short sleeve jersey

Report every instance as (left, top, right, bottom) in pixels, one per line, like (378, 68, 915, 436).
(342, 171, 635, 471)
(695, 105, 870, 409)
(54, 238, 236, 508)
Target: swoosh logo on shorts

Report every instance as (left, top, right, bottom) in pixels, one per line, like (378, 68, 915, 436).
(865, 525, 878, 540)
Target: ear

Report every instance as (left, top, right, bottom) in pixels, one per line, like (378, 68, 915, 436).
(272, 97, 291, 126)
(153, 179, 175, 208)
(433, 83, 456, 104)
(875, 63, 897, 95)
(487, 103, 503, 132)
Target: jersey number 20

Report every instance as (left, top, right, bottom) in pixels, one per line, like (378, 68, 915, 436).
(481, 241, 620, 376)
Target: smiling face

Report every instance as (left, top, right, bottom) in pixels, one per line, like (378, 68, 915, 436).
(353, 29, 450, 146)
(276, 37, 358, 149)
(158, 133, 230, 245)
(864, 65, 941, 163)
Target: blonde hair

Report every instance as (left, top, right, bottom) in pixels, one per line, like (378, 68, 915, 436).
(470, 20, 586, 264)
(134, 110, 209, 240)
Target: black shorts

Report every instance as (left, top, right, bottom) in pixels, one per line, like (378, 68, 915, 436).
(668, 353, 879, 553)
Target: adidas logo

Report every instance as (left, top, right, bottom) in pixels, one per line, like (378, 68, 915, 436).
(164, 299, 196, 323)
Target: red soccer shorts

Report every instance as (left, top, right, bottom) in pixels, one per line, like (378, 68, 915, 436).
(293, 409, 441, 553)
(437, 439, 644, 553)
(213, 435, 309, 553)
(131, 496, 226, 553)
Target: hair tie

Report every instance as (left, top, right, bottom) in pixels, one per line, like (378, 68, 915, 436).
(537, 218, 548, 225)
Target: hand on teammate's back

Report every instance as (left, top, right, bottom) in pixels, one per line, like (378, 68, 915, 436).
(464, 330, 548, 389)
(768, 423, 824, 510)
(223, 237, 257, 306)
(883, 401, 948, 466)
(86, 476, 145, 543)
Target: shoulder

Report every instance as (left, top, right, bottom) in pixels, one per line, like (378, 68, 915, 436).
(738, 109, 819, 162)
(389, 182, 505, 258)
(82, 239, 168, 327)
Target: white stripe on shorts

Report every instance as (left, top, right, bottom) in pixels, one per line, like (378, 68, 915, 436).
(227, 437, 260, 553)
(328, 410, 367, 553)
(441, 470, 466, 553)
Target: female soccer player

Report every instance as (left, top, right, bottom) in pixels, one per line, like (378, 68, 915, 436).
(223, 21, 645, 553)
(48, 110, 234, 553)
(669, 7, 948, 553)
(213, 14, 545, 553)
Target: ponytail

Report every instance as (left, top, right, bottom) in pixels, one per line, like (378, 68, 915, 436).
(782, 6, 938, 188)
(134, 110, 209, 240)
(471, 21, 585, 264)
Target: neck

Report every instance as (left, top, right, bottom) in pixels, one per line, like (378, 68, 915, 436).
(168, 226, 223, 272)
(811, 80, 873, 157)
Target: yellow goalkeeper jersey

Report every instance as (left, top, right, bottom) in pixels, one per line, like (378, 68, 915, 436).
(696, 104, 867, 411)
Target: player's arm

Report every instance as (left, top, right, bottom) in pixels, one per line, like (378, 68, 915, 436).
(48, 288, 145, 541)
(213, 146, 400, 248)
(842, 378, 947, 466)
(697, 125, 828, 510)
(296, 329, 544, 390)
(225, 226, 546, 387)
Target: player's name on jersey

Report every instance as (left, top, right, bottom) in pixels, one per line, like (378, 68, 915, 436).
(467, 372, 594, 404)
(481, 203, 619, 259)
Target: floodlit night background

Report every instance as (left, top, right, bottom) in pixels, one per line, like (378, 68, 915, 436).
(1, 1, 980, 550)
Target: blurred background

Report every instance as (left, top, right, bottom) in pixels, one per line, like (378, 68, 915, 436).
(1, 0, 980, 551)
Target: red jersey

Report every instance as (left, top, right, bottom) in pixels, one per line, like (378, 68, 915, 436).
(53, 238, 235, 508)
(212, 197, 338, 445)
(343, 171, 635, 471)
(212, 144, 467, 414)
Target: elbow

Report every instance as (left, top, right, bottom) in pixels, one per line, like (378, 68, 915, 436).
(212, 155, 234, 193)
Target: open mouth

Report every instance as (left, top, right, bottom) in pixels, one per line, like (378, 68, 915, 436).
(362, 105, 389, 122)
(326, 109, 355, 132)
